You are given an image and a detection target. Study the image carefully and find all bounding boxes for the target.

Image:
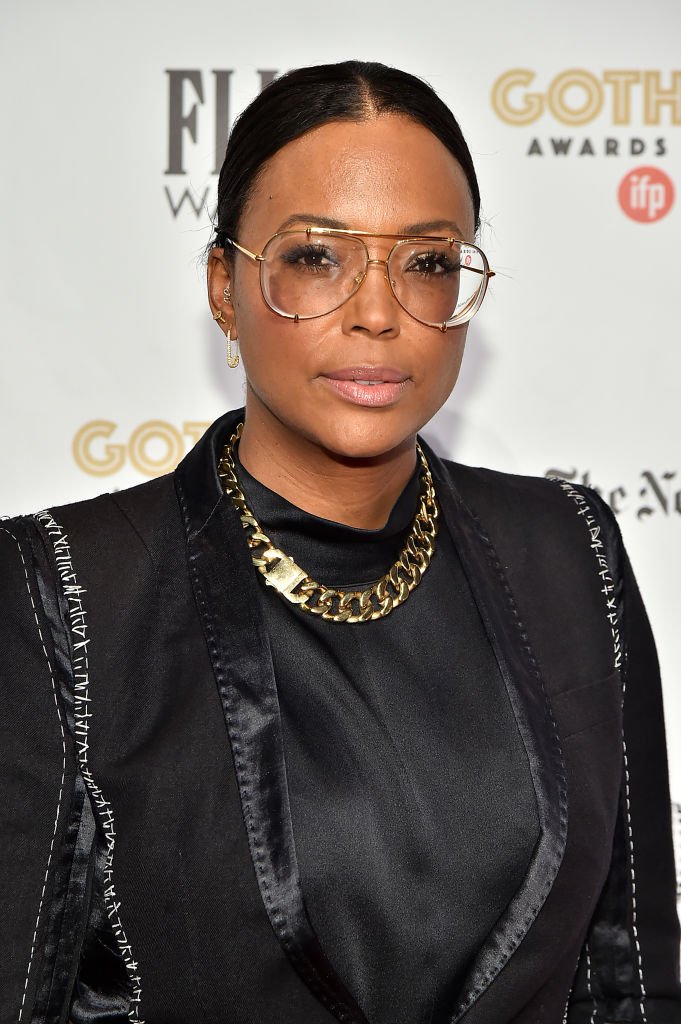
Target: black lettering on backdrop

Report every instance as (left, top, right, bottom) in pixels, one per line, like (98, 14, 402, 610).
(164, 186, 211, 218)
(212, 70, 233, 174)
(638, 470, 679, 519)
(164, 68, 279, 218)
(165, 68, 280, 215)
(546, 468, 681, 519)
(165, 70, 204, 174)
(258, 69, 278, 90)
(166, 69, 280, 177)
(524, 135, 668, 158)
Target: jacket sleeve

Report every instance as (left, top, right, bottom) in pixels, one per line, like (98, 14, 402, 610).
(0, 519, 83, 1024)
(568, 491, 681, 1023)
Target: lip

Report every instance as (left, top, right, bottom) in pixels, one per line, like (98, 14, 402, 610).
(320, 366, 411, 408)
(323, 366, 410, 384)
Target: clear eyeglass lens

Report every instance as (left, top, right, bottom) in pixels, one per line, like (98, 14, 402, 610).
(262, 232, 367, 319)
(261, 232, 486, 326)
(389, 240, 486, 326)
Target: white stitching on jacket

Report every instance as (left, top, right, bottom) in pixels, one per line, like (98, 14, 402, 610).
(33, 511, 144, 1023)
(561, 953, 580, 1023)
(623, 737, 648, 1019)
(553, 481, 647, 1023)
(586, 944, 596, 1023)
(1, 527, 67, 1024)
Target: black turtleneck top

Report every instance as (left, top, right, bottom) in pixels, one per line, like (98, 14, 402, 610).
(236, 453, 540, 1024)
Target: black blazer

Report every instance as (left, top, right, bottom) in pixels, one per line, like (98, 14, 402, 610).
(1, 408, 679, 1024)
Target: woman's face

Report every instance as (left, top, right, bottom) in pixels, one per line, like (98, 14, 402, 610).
(208, 113, 477, 460)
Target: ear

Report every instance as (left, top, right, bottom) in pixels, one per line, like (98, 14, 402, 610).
(207, 248, 238, 337)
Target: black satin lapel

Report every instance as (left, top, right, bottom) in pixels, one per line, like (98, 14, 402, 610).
(175, 412, 369, 1024)
(30, 518, 132, 1024)
(425, 451, 568, 1022)
(32, 776, 96, 1024)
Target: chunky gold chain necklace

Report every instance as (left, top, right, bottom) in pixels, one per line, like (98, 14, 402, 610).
(218, 423, 439, 623)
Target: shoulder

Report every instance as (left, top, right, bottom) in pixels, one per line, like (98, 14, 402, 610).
(0, 521, 66, 709)
(434, 460, 627, 683)
(438, 458, 620, 552)
(2, 472, 183, 587)
(441, 458, 605, 520)
(48, 472, 181, 565)
(0, 519, 42, 611)
(434, 458, 624, 615)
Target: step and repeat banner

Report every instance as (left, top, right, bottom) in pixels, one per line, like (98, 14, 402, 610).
(2, 2, 680, 791)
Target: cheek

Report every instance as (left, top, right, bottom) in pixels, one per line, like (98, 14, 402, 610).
(232, 273, 293, 375)
(236, 306, 313, 394)
(232, 263, 265, 333)
(233, 260, 321, 354)
(422, 329, 467, 401)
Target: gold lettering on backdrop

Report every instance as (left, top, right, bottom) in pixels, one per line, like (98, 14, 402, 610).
(491, 69, 544, 125)
(72, 421, 211, 477)
(182, 421, 212, 447)
(603, 71, 641, 124)
(643, 71, 681, 124)
(72, 420, 126, 476)
(547, 69, 604, 125)
(492, 68, 681, 126)
(128, 420, 184, 476)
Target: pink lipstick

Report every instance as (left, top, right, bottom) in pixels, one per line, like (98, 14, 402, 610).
(320, 366, 410, 407)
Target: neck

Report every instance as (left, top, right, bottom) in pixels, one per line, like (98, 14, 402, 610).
(237, 400, 418, 531)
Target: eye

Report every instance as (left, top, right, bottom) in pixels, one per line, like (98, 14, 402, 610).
(279, 243, 339, 273)
(405, 250, 460, 277)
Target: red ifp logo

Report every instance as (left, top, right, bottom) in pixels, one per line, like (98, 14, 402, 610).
(618, 166, 675, 222)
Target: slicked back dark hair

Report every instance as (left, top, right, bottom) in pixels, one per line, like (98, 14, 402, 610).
(212, 60, 480, 250)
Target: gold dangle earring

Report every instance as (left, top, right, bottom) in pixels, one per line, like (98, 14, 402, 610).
(222, 286, 239, 368)
(213, 287, 239, 367)
(226, 328, 240, 369)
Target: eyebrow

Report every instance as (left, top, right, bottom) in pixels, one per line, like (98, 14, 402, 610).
(276, 213, 465, 237)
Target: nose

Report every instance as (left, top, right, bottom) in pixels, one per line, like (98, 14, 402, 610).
(341, 258, 400, 338)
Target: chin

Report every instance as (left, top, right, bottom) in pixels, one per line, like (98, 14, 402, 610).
(311, 414, 421, 463)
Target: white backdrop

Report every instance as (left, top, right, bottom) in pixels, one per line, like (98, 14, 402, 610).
(2, 1, 680, 792)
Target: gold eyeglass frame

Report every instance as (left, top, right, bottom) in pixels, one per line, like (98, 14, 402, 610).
(225, 227, 495, 332)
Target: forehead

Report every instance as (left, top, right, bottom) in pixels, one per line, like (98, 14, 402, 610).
(240, 114, 476, 242)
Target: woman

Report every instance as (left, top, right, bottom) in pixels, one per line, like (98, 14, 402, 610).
(1, 61, 679, 1024)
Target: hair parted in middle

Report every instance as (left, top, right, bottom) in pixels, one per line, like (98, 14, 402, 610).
(212, 60, 481, 253)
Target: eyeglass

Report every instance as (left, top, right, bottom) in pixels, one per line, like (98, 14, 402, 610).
(226, 227, 495, 331)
